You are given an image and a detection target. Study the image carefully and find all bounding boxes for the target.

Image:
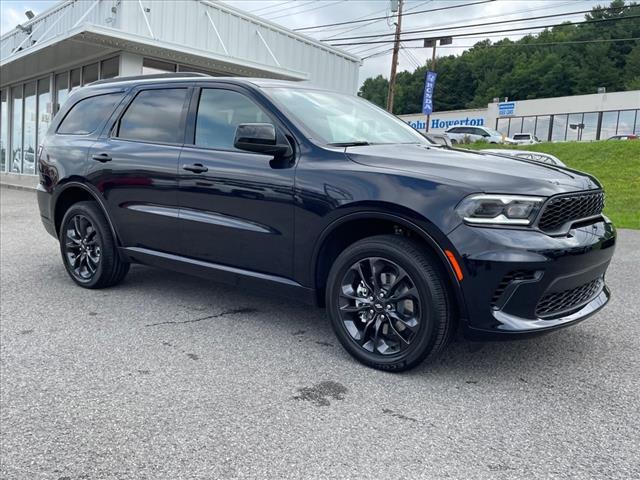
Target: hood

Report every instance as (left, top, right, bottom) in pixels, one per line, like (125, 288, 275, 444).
(345, 144, 600, 196)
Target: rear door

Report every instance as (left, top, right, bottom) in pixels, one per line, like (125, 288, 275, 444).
(176, 85, 296, 278)
(86, 84, 192, 253)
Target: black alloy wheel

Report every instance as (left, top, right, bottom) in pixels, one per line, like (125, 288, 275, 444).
(338, 257, 421, 356)
(326, 235, 453, 371)
(59, 201, 129, 289)
(64, 214, 102, 282)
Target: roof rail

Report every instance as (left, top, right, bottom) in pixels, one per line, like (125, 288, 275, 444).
(89, 72, 211, 86)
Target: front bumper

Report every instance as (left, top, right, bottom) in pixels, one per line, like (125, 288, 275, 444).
(448, 218, 616, 339)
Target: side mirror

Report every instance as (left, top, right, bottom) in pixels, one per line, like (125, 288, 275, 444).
(234, 123, 292, 157)
(482, 132, 491, 137)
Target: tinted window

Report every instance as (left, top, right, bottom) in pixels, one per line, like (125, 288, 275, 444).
(118, 89, 187, 143)
(195, 89, 271, 150)
(447, 127, 460, 133)
(513, 134, 529, 140)
(58, 93, 123, 135)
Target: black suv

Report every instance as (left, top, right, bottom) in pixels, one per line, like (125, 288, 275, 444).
(37, 74, 616, 371)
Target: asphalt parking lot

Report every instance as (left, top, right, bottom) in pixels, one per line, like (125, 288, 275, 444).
(1, 186, 639, 479)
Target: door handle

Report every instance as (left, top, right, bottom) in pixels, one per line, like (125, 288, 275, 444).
(91, 153, 112, 162)
(183, 163, 208, 174)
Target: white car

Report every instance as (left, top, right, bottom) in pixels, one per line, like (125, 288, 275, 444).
(445, 125, 512, 144)
(511, 133, 540, 145)
(481, 148, 566, 167)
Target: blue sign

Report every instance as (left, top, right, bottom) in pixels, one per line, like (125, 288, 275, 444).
(422, 71, 437, 115)
(498, 101, 516, 116)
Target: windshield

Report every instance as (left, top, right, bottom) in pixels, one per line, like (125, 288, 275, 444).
(265, 87, 430, 146)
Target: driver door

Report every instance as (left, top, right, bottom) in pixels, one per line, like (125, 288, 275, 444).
(176, 86, 296, 278)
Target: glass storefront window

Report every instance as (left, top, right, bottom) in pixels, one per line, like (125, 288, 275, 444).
(582, 112, 598, 141)
(618, 110, 637, 136)
(70, 68, 81, 92)
(100, 57, 119, 79)
(23, 82, 37, 175)
(1, 90, 7, 172)
(566, 113, 583, 141)
(55, 72, 69, 112)
(496, 118, 509, 136)
(508, 117, 523, 137)
(551, 114, 567, 142)
(83, 63, 99, 85)
(142, 58, 176, 75)
(38, 78, 52, 147)
(535, 115, 550, 141)
(600, 111, 618, 140)
(522, 117, 535, 136)
(11, 85, 23, 173)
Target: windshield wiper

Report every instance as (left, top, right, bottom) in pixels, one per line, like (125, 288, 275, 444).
(327, 141, 372, 147)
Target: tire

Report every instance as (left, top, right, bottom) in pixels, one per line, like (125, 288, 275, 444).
(450, 139, 458, 145)
(326, 235, 453, 372)
(59, 201, 129, 289)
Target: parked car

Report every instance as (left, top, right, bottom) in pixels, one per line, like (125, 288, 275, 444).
(445, 125, 512, 144)
(424, 132, 452, 147)
(480, 148, 566, 167)
(510, 133, 540, 145)
(607, 134, 638, 141)
(37, 74, 616, 371)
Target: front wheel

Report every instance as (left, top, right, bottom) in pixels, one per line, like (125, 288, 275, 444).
(326, 235, 453, 371)
(59, 201, 129, 289)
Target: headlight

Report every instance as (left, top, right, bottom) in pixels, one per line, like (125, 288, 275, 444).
(456, 194, 544, 225)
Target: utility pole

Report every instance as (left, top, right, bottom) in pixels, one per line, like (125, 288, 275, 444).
(386, 0, 403, 113)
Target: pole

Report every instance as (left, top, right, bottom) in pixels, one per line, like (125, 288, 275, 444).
(425, 42, 437, 132)
(386, 0, 403, 113)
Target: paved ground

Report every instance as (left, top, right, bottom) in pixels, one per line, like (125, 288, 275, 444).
(1, 187, 639, 480)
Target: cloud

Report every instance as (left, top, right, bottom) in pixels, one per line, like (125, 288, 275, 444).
(1, 7, 25, 35)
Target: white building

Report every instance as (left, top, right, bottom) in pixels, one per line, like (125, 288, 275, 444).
(0, 0, 360, 178)
(400, 90, 640, 142)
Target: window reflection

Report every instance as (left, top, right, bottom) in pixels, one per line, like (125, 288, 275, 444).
(618, 110, 636, 136)
(55, 72, 68, 112)
(508, 118, 522, 137)
(496, 118, 509, 136)
(552, 114, 567, 142)
(82, 63, 99, 85)
(582, 112, 598, 141)
(535, 116, 550, 141)
(522, 117, 535, 136)
(566, 113, 583, 141)
(23, 82, 36, 175)
(38, 78, 51, 144)
(11, 85, 23, 173)
(600, 111, 618, 139)
(100, 57, 119, 79)
(1, 90, 7, 172)
(70, 68, 81, 92)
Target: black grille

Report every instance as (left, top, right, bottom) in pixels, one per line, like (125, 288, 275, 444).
(491, 270, 537, 308)
(538, 191, 605, 233)
(536, 278, 603, 318)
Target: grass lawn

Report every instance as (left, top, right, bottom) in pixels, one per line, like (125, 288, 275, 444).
(463, 141, 640, 229)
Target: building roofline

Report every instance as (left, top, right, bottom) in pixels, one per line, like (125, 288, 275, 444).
(1, 0, 361, 64)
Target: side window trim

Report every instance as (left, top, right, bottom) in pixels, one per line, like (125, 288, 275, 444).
(111, 85, 193, 147)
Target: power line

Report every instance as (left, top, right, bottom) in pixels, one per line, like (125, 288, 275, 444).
(317, 0, 579, 40)
(324, 5, 634, 42)
(293, 0, 495, 31)
(361, 36, 640, 60)
(265, 0, 345, 21)
(331, 14, 640, 46)
(248, 1, 299, 15)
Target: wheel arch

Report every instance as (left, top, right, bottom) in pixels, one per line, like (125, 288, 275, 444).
(53, 182, 120, 245)
(312, 210, 467, 321)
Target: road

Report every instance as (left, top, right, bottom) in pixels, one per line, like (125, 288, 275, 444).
(1, 187, 639, 479)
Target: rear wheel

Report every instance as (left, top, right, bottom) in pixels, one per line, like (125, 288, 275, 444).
(60, 201, 129, 289)
(326, 235, 453, 371)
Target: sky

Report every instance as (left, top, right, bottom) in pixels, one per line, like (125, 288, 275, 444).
(1, 0, 609, 86)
